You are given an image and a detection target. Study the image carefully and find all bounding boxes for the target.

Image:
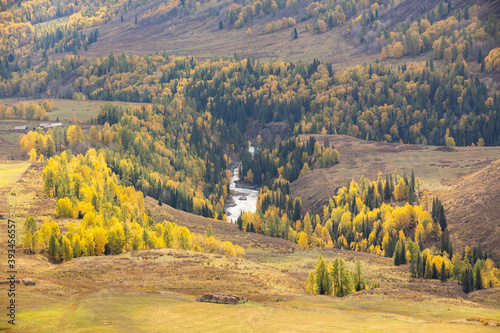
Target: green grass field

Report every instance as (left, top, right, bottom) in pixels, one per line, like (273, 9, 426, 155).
(2, 99, 145, 123)
(2, 291, 498, 332)
(0, 163, 31, 189)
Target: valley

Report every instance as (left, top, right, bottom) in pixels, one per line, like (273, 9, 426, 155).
(0, 0, 499, 331)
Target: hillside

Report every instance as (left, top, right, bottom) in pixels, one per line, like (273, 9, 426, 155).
(291, 134, 500, 254)
(39, 0, 496, 69)
(146, 196, 295, 252)
(1, 154, 500, 331)
(438, 159, 500, 258)
(292, 134, 500, 210)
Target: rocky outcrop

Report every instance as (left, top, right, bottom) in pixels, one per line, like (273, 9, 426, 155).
(196, 293, 248, 304)
(245, 121, 289, 145)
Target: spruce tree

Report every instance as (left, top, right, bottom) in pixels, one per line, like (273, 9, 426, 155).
(439, 204, 447, 231)
(394, 241, 402, 266)
(424, 258, 432, 279)
(401, 241, 406, 264)
(432, 262, 438, 279)
(384, 175, 391, 200)
(354, 260, 365, 291)
(219, 20, 224, 30)
(474, 267, 482, 290)
(417, 254, 423, 278)
(48, 232, 59, 262)
(440, 262, 447, 282)
(462, 267, 472, 293)
(237, 214, 243, 230)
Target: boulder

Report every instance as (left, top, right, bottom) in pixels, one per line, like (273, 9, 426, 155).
(22, 278, 36, 286)
(196, 293, 248, 304)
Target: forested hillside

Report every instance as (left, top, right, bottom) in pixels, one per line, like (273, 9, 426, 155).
(2, 54, 499, 146)
(0, 0, 499, 330)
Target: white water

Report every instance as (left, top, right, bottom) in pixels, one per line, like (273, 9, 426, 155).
(226, 166, 259, 223)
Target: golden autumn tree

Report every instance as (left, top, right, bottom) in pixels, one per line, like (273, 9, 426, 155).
(67, 125, 85, 146)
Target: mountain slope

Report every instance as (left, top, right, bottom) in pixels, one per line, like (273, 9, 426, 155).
(439, 159, 500, 258)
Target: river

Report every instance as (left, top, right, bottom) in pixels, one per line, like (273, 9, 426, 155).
(226, 148, 259, 223)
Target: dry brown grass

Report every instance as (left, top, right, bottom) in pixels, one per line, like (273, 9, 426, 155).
(50, 5, 373, 68)
(437, 160, 500, 258)
(294, 134, 500, 209)
(34, 248, 303, 300)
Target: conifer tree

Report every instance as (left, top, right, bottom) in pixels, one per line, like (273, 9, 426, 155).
(401, 241, 406, 264)
(439, 204, 447, 231)
(432, 262, 438, 279)
(306, 270, 316, 293)
(462, 267, 472, 293)
(354, 259, 366, 291)
(475, 267, 482, 290)
(315, 255, 332, 295)
(48, 232, 59, 262)
(424, 258, 432, 279)
(331, 258, 351, 297)
(237, 214, 243, 230)
(206, 224, 215, 238)
(384, 175, 391, 200)
(440, 262, 447, 282)
(394, 241, 402, 266)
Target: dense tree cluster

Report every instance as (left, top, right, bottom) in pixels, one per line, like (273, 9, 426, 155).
(307, 255, 367, 296)
(240, 136, 334, 187)
(484, 48, 500, 72)
(377, 5, 499, 63)
(0, 0, 158, 65)
(264, 17, 295, 34)
(239, 174, 436, 252)
(93, 103, 235, 219)
(19, 124, 84, 161)
(24, 148, 244, 262)
(402, 238, 499, 293)
(0, 100, 53, 120)
(3, 52, 498, 146)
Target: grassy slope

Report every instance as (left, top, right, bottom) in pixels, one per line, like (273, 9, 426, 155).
(3, 290, 500, 332)
(0, 162, 31, 220)
(292, 134, 500, 254)
(437, 160, 500, 257)
(293, 134, 500, 208)
(0, 165, 499, 331)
